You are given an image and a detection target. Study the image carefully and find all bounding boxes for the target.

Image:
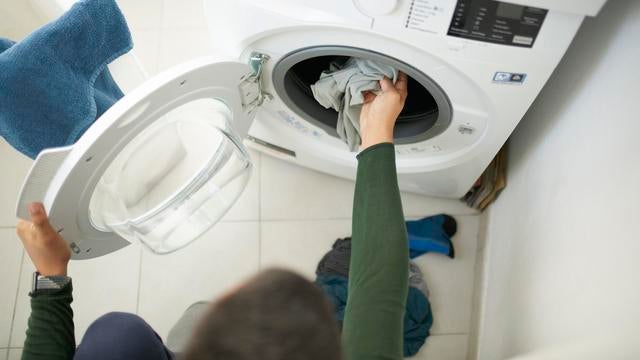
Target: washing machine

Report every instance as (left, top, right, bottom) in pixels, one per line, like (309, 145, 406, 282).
(15, 0, 606, 259)
(203, 0, 606, 197)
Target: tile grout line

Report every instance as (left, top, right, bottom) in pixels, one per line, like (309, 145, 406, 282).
(157, 0, 166, 33)
(218, 219, 265, 223)
(465, 215, 485, 357)
(136, 0, 165, 77)
(257, 153, 263, 271)
(157, 0, 167, 75)
(135, 247, 143, 315)
(258, 217, 352, 223)
(7, 249, 26, 350)
(219, 218, 355, 223)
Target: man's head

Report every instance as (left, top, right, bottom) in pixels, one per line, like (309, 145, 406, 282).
(184, 268, 342, 360)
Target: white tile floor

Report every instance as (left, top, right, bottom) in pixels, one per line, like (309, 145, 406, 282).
(0, 1, 481, 359)
(5, 349, 21, 360)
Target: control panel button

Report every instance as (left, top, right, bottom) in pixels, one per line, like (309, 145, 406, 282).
(405, 0, 450, 33)
(510, 73, 524, 82)
(493, 71, 526, 84)
(354, 0, 398, 16)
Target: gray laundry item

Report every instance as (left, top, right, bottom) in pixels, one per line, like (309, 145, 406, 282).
(311, 58, 398, 151)
(166, 301, 210, 356)
(316, 237, 429, 297)
(316, 237, 352, 278)
(409, 261, 430, 298)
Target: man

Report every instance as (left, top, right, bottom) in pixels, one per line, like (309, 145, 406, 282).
(17, 72, 410, 360)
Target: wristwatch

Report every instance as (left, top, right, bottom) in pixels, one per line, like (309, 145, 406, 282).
(30, 271, 71, 295)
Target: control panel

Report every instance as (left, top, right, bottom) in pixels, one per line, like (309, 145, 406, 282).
(405, 0, 452, 34)
(447, 0, 547, 47)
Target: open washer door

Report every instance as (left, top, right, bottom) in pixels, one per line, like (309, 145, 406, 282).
(15, 56, 266, 259)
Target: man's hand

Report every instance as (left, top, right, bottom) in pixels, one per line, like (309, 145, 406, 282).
(16, 203, 71, 276)
(359, 71, 408, 150)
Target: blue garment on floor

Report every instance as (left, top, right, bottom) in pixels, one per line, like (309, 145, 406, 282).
(316, 275, 433, 357)
(316, 275, 349, 324)
(407, 214, 456, 259)
(0, 0, 132, 159)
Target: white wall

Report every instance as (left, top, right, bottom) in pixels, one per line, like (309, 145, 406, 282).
(475, 0, 640, 358)
(0, 0, 46, 39)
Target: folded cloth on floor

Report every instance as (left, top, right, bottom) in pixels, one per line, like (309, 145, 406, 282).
(311, 58, 398, 151)
(315, 275, 349, 325)
(0, 0, 132, 159)
(316, 237, 430, 297)
(408, 214, 457, 259)
(315, 275, 432, 357)
(403, 286, 433, 356)
(409, 261, 429, 298)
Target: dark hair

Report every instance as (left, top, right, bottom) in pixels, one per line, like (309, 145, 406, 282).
(184, 268, 342, 360)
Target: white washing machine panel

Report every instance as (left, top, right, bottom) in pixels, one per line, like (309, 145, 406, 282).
(202, 0, 593, 197)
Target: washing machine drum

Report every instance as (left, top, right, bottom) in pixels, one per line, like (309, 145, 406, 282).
(16, 58, 258, 259)
(272, 46, 452, 145)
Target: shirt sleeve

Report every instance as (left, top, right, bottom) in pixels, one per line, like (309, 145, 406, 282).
(22, 282, 76, 360)
(342, 143, 409, 360)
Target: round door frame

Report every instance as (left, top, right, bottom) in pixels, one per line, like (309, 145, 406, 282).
(271, 45, 453, 145)
(17, 57, 256, 259)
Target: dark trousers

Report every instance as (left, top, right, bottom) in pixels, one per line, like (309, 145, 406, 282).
(74, 312, 173, 360)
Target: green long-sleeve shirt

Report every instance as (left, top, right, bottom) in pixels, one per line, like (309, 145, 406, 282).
(342, 143, 409, 360)
(23, 283, 75, 360)
(22, 142, 408, 360)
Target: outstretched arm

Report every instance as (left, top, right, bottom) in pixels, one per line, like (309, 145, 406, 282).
(17, 203, 75, 360)
(342, 73, 410, 360)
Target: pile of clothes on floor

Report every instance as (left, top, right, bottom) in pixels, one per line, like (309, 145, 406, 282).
(315, 214, 457, 357)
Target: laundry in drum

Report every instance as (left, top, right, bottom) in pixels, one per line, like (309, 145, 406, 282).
(311, 58, 398, 151)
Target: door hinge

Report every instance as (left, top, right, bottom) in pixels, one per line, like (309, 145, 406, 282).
(240, 52, 272, 115)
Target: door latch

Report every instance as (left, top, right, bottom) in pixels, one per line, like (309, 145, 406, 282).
(240, 52, 272, 114)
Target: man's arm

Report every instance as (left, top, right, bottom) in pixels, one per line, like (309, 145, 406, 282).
(342, 74, 409, 360)
(17, 203, 75, 360)
(23, 283, 75, 360)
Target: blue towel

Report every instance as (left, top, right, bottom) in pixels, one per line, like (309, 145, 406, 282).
(407, 214, 457, 259)
(0, 0, 132, 159)
(315, 275, 433, 357)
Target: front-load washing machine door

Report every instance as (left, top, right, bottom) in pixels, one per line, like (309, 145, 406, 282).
(15, 57, 264, 259)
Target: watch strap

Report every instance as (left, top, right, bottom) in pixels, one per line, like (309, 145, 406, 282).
(31, 272, 71, 295)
